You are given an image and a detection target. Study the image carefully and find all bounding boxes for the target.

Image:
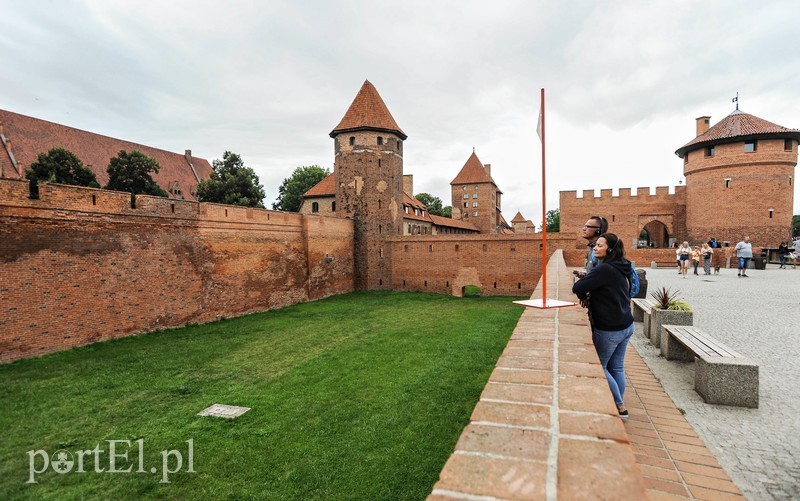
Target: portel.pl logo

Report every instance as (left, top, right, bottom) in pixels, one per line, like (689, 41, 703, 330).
(27, 439, 194, 484)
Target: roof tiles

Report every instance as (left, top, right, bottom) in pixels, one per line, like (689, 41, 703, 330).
(330, 80, 406, 139)
(450, 151, 496, 186)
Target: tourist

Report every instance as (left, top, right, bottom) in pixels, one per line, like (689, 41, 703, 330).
(777, 241, 789, 269)
(574, 215, 608, 278)
(701, 243, 713, 275)
(735, 236, 753, 277)
(793, 237, 800, 269)
(691, 246, 701, 275)
(677, 241, 691, 278)
(572, 233, 635, 420)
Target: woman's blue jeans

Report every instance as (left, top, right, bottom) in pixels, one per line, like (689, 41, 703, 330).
(592, 323, 634, 406)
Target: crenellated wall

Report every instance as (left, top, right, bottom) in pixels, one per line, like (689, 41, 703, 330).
(0, 179, 354, 363)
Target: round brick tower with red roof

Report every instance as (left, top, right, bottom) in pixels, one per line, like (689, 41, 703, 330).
(330, 80, 407, 290)
(676, 109, 799, 245)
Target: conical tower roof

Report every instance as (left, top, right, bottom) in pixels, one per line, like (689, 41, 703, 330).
(330, 80, 407, 139)
(676, 109, 800, 158)
(511, 211, 527, 223)
(450, 151, 496, 185)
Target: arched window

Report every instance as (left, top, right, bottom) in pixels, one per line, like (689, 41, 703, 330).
(349, 137, 355, 146)
(312, 202, 319, 213)
(377, 136, 383, 145)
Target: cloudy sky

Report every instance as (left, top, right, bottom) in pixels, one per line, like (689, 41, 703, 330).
(2, 0, 799, 224)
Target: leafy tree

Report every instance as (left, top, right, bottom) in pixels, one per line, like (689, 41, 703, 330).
(414, 193, 450, 217)
(25, 147, 99, 187)
(196, 151, 266, 208)
(441, 206, 452, 218)
(105, 150, 167, 196)
(793, 215, 799, 237)
(545, 208, 560, 233)
(273, 165, 330, 212)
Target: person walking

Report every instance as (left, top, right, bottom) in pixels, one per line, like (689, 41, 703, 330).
(677, 241, 691, 278)
(702, 243, 713, 275)
(735, 236, 753, 277)
(572, 233, 635, 420)
(691, 246, 701, 275)
(778, 241, 789, 269)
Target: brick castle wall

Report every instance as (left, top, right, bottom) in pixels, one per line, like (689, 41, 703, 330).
(0, 179, 353, 363)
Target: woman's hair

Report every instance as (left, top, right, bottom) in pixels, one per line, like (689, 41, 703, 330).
(598, 232, 625, 262)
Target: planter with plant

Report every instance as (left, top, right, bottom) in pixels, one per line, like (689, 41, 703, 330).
(648, 287, 693, 348)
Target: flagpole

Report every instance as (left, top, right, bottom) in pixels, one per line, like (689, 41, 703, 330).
(540, 88, 547, 308)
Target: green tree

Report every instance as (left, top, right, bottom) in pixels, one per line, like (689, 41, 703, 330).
(196, 151, 266, 208)
(25, 147, 99, 187)
(273, 165, 329, 212)
(441, 206, 452, 218)
(414, 193, 449, 217)
(105, 150, 167, 196)
(545, 208, 560, 233)
(793, 215, 799, 237)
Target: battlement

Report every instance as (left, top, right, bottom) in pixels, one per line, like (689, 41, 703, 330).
(561, 185, 686, 201)
(0, 178, 302, 226)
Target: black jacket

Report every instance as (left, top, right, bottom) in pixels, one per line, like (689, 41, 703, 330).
(572, 259, 634, 331)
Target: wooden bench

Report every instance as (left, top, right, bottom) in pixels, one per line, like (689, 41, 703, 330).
(661, 325, 759, 408)
(631, 298, 657, 323)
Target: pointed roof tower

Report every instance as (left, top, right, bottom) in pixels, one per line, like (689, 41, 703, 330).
(330, 80, 407, 139)
(675, 109, 800, 158)
(511, 211, 527, 223)
(450, 151, 496, 185)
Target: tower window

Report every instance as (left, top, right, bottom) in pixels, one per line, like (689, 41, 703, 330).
(463, 186, 466, 190)
(397, 140, 402, 151)
(331, 201, 336, 211)
(312, 202, 319, 213)
(725, 178, 731, 188)
(473, 193, 478, 199)
(785, 139, 793, 151)
(377, 136, 383, 145)
(705, 146, 715, 157)
(769, 208, 774, 219)
(473, 202, 478, 207)
(404, 206, 408, 214)
(463, 194, 469, 199)
(473, 211, 478, 217)
(349, 137, 355, 146)
(744, 140, 757, 152)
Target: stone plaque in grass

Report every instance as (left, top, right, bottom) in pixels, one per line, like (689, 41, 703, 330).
(198, 404, 251, 419)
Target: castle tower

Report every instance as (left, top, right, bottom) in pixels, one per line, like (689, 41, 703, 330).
(450, 152, 502, 233)
(676, 109, 799, 245)
(330, 80, 407, 290)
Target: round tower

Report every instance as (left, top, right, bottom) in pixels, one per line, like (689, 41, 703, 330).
(330, 80, 406, 290)
(676, 109, 799, 246)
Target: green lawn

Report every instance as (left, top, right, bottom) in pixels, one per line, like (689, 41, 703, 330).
(0, 291, 524, 500)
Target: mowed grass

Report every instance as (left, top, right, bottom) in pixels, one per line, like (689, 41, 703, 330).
(0, 291, 524, 500)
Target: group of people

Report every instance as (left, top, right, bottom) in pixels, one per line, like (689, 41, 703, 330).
(675, 240, 718, 277)
(571, 217, 800, 422)
(777, 237, 800, 269)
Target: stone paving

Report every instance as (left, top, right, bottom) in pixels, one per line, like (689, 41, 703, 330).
(631, 264, 800, 500)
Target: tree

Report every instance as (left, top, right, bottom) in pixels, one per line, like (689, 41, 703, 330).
(105, 150, 168, 196)
(441, 206, 452, 218)
(25, 147, 99, 187)
(793, 215, 799, 237)
(545, 208, 560, 233)
(196, 151, 266, 208)
(273, 165, 329, 212)
(414, 192, 450, 217)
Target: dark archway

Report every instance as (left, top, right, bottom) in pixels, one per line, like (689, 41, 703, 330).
(640, 220, 670, 248)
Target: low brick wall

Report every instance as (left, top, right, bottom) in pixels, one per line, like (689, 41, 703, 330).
(428, 250, 647, 499)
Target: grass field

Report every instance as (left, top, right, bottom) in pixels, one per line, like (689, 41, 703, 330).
(0, 291, 524, 500)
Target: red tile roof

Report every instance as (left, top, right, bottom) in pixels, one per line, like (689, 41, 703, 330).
(676, 109, 800, 158)
(450, 151, 496, 186)
(403, 192, 432, 222)
(303, 173, 336, 198)
(511, 211, 527, 223)
(429, 214, 479, 231)
(0, 109, 212, 200)
(330, 80, 407, 140)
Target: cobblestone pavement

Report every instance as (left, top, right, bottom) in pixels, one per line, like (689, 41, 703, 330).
(630, 264, 800, 500)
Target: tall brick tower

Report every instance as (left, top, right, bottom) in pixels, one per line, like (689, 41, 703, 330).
(450, 151, 502, 233)
(330, 80, 407, 290)
(676, 109, 800, 245)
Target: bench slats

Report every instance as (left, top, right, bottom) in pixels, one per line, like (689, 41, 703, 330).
(664, 325, 742, 359)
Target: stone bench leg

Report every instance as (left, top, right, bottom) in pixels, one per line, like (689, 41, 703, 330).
(643, 310, 652, 341)
(695, 357, 759, 408)
(660, 330, 695, 361)
(632, 306, 644, 323)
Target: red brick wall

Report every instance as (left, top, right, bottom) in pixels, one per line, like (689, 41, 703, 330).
(684, 138, 796, 246)
(0, 179, 353, 363)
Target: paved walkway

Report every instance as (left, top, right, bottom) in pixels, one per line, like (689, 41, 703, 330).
(630, 265, 800, 500)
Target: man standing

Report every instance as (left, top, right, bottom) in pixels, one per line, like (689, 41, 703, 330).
(575, 215, 608, 278)
(735, 236, 753, 277)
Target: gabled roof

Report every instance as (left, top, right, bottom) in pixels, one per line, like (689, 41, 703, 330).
(0, 109, 212, 200)
(330, 80, 407, 140)
(403, 192, 432, 222)
(303, 173, 336, 198)
(429, 214, 480, 231)
(511, 211, 527, 223)
(676, 109, 800, 158)
(450, 151, 496, 186)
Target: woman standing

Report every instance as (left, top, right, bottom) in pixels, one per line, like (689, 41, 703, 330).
(677, 241, 692, 278)
(572, 233, 635, 420)
(701, 243, 713, 275)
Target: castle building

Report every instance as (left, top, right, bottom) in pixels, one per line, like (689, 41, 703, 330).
(0, 109, 212, 199)
(559, 108, 799, 250)
(450, 151, 507, 234)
